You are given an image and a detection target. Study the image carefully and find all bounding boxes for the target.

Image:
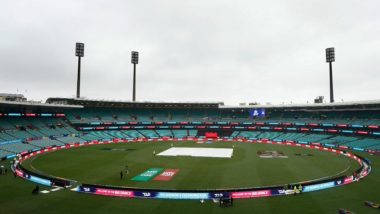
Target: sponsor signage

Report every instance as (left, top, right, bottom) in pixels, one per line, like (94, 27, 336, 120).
(231, 190, 271, 199)
(6, 154, 17, 159)
(132, 168, 164, 182)
(28, 175, 52, 186)
(303, 181, 335, 192)
(156, 192, 209, 200)
(274, 189, 295, 196)
(95, 188, 134, 197)
(154, 169, 179, 181)
(344, 176, 354, 184)
(134, 191, 157, 198)
(15, 169, 24, 177)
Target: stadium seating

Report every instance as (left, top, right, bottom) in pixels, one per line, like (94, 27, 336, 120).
(273, 133, 306, 141)
(0, 149, 12, 158)
(188, 130, 197, 137)
(318, 136, 358, 145)
(104, 130, 129, 139)
(88, 131, 114, 140)
(56, 136, 85, 144)
(343, 139, 380, 149)
(1, 104, 380, 160)
(62, 107, 380, 128)
(139, 130, 159, 138)
(156, 130, 173, 137)
(257, 132, 282, 139)
(123, 130, 144, 138)
(296, 134, 331, 142)
(80, 133, 100, 141)
(0, 132, 18, 141)
(172, 130, 187, 138)
(29, 138, 65, 147)
(236, 131, 261, 139)
(0, 141, 38, 154)
(230, 131, 240, 138)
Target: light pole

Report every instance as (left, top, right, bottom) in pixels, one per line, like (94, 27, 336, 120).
(131, 51, 139, 102)
(326, 47, 335, 103)
(75, 43, 84, 98)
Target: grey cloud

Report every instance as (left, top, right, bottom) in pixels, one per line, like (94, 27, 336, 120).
(0, 0, 379, 105)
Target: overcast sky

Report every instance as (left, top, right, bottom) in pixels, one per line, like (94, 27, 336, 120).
(0, 0, 379, 105)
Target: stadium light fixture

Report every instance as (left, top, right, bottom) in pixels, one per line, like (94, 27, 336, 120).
(131, 51, 139, 102)
(326, 47, 335, 103)
(75, 43, 84, 98)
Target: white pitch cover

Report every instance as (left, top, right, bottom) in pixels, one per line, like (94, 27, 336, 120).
(157, 147, 233, 158)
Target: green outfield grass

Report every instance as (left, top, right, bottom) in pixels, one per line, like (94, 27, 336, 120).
(21, 141, 358, 189)
(0, 141, 379, 214)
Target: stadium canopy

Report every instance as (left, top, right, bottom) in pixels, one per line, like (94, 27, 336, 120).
(46, 98, 223, 109)
(44, 97, 380, 112)
(220, 100, 380, 111)
(0, 100, 82, 112)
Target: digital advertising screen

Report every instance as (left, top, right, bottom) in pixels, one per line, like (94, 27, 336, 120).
(249, 108, 266, 118)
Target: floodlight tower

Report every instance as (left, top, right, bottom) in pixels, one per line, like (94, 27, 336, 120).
(326, 47, 335, 103)
(131, 51, 139, 102)
(75, 43, 84, 98)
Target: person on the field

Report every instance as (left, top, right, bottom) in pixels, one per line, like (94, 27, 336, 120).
(283, 184, 288, 190)
(120, 170, 123, 179)
(293, 186, 299, 195)
(298, 184, 303, 194)
(125, 165, 129, 175)
(32, 185, 39, 194)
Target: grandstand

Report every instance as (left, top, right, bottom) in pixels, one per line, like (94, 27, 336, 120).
(1, 98, 380, 160)
(0, 97, 380, 214)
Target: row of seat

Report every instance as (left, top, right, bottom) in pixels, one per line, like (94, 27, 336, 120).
(2, 129, 380, 159)
(232, 131, 380, 150)
(64, 108, 380, 126)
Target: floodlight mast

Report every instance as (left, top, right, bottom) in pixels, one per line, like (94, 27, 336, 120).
(131, 51, 139, 102)
(326, 47, 335, 103)
(75, 43, 84, 98)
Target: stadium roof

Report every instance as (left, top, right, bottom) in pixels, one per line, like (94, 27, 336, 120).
(220, 100, 380, 111)
(44, 97, 380, 111)
(46, 98, 222, 108)
(0, 100, 83, 112)
(0, 93, 25, 98)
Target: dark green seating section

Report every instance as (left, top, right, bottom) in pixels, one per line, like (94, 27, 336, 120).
(0, 117, 79, 157)
(296, 134, 332, 142)
(29, 138, 66, 147)
(2, 107, 380, 158)
(0, 117, 78, 142)
(0, 142, 38, 155)
(156, 130, 173, 137)
(78, 129, 197, 141)
(172, 130, 188, 138)
(343, 139, 380, 149)
(139, 130, 159, 138)
(234, 131, 380, 150)
(65, 108, 380, 127)
(123, 130, 144, 138)
(66, 108, 225, 123)
(273, 133, 306, 141)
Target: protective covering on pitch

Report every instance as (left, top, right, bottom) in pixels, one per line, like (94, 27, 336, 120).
(157, 147, 233, 158)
